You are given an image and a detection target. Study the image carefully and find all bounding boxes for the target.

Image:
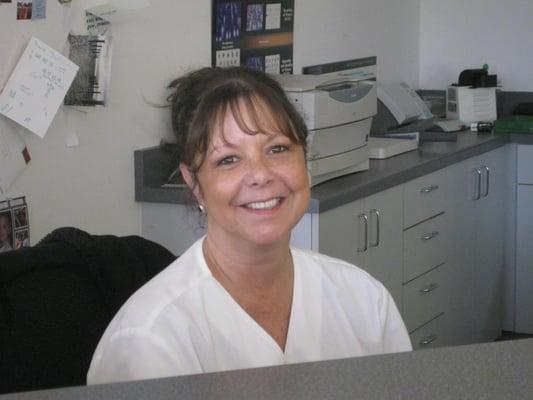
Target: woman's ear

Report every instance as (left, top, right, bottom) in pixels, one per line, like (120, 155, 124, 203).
(179, 163, 203, 204)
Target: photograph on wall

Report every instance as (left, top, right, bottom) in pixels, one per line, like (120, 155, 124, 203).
(211, 0, 294, 74)
(0, 196, 30, 253)
(16, 0, 32, 20)
(64, 35, 112, 107)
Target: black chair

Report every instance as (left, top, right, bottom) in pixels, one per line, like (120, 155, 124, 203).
(0, 227, 176, 395)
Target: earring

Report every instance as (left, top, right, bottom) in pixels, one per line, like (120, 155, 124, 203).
(198, 204, 207, 214)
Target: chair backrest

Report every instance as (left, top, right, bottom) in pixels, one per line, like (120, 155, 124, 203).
(0, 227, 176, 395)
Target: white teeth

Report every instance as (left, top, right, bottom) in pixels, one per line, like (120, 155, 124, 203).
(245, 198, 280, 210)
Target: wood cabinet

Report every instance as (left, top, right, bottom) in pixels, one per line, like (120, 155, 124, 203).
(447, 146, 505, 344)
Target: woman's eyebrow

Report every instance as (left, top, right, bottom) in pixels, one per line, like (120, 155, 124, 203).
(208, 141, 237, 155)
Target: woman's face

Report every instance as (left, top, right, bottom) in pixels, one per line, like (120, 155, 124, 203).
(0, 215, 11, 243)
(181, 103, 310, 249)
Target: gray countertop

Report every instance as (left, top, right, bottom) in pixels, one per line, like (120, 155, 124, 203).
(135, 133, 533, 213)
(3, 338, 533, 400)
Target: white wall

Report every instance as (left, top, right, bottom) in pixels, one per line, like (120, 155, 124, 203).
(419, 0, 533, 91)
(0, 0, 420, 243)
(294, 0, 420, 86)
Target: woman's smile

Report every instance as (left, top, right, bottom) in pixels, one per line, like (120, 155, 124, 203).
(242, 197, 282, 210)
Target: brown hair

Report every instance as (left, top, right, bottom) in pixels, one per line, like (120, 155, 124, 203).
(167, 66, 308, 189)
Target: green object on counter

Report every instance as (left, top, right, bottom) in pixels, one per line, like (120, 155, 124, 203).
(494, 116, 533, 134)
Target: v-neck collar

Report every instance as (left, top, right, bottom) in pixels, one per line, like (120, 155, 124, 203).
(198, 238, 300, 357)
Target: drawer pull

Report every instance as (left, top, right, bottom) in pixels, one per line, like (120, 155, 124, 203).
(421, 231, 439, 241)
(419, 334, 438, 346)
(483, 165, 490, 197)
(420, 283, 440, 294)
(420, 184, 439, 194)
(357, 213, 368, 253)
(369, 209, 380, 248)
(474, 168, 482, 200)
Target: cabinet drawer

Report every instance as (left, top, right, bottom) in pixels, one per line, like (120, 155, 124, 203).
(403, 214, 447, 282)
(409, 313, 447, 350)
(403, 264, 448, 332)
(517, 145, 533, 184)
(403, 169, 446, 228)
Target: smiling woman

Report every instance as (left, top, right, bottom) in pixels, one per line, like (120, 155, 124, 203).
(87, 67, 412, 385)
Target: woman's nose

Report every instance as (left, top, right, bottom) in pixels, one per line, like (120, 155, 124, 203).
(245, 155, 274, 187)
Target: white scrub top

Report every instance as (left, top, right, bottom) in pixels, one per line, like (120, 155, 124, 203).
(87, 237, 411, 384)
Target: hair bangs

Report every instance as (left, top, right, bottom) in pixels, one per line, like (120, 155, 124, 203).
(218, 93, 301, 146)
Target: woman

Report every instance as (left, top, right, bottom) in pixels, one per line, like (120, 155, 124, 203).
(87, 67, 411, 384)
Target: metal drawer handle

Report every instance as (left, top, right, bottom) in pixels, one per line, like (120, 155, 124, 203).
(419, 334, 438, 346)
(420, 184, 439, 194)
(420, 283, 440, 294)
(421, 231, 439, 241)
(483, 165, 490, 197)
(474, 168, 482, 200)
(357, 213, 368, 253)
(369, 209, 380, 248)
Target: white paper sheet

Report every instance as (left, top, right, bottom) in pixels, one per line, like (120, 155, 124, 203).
(0, 118, 30, 194)
(87, 0, 151, 22)
(0, 37, 79, 138)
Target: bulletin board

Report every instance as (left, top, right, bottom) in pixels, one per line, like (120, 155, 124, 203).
(211, 0, 294, 74)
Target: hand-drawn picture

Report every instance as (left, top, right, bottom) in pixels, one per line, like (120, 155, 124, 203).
(64, 35, 112, 107)
(0, 37, 79, 138)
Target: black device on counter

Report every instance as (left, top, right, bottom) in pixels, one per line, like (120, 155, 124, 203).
(457, 68, 497, 88)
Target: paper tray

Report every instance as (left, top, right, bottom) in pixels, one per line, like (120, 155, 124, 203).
(368, 136, 418, 159)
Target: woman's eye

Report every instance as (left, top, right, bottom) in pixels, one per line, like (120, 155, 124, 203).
(217, 155, 239, 166)
(270, 145, 289, 154)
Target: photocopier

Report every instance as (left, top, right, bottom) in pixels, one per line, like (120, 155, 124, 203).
(275, 59, 377, 186)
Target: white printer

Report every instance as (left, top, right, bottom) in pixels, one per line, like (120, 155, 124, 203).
(275, 59, 377, 186)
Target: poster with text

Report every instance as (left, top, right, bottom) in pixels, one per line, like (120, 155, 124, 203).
(211, 0, 294, 74)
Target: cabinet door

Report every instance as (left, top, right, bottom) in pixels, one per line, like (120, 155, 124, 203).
(365, 185, 403, 308)
(319, 198, 366, 268)
(447, 156, 480, 345)
(448, 147, 505, 345)
(476, 147, 505, 341)
(318, 187, 403, 309)
(516, 185, 533, 333)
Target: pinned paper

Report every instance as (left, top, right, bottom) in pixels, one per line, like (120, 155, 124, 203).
(86, 11, 110, 35)
(86, 0, 150, 22)
(64, 35, 112, 106)
(64, 129, 79, 147)
(0, 37, 79, 138)
(0, 118, 30, 194)
(32, 0, 47, 19)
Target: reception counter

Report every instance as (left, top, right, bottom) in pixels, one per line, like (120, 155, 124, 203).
(2, 338, 533, 399)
